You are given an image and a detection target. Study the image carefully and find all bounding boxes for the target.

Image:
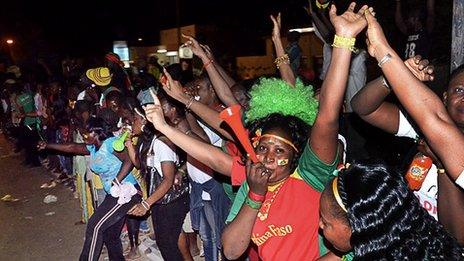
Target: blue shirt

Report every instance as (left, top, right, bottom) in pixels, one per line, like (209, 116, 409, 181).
(87, 136, 137, 193)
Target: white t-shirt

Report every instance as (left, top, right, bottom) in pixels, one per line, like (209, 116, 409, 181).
(197, 120, 223, 147)
(396, 111, 419, 140)
(34, 93, 47, 118)
(396, 111, 437, 220)
(147, 137, 179, 177)
(196, 120, 223, 199)
(187, 161, 213, 200)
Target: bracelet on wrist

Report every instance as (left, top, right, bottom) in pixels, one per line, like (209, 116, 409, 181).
(378, 53, 392, 68)
(185, 96, 195, 110)
(248, 191, 265, 202)
(141, 200, 150, 211)
(112, 179, 121, 186)
(381, 76, 391, 91)
(332, 35, 357, 52)
(316, 0, 330, 9)
(203, 59, 214, 69)
(245, 196, 262, 210)
(274, 54, 290, 69)
(178, 168, 187, 176)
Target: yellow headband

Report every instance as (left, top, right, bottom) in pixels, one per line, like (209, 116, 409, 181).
(255, 134, 298, 153)
(332, 177, 347, 212)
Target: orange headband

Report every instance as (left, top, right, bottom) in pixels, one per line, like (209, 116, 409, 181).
(332, 177, 347, 212)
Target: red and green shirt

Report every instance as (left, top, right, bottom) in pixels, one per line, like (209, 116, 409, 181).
(226, 144, 339, 260)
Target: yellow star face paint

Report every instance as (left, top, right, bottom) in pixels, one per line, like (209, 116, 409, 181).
(277, 159, 289, 166)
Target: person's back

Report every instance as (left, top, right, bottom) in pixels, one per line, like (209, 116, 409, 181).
(16, 90, 38, 126)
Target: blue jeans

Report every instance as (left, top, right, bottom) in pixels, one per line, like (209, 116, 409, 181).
(199, 200, 219, 261)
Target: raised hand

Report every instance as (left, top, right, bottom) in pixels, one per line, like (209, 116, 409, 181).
(143, 88, 168, 130)
(246, 160, 270, 196)
(270, 13, 281, 42)
(329, 2, 370, 38)
(404, 55, 435, 82)
(201, 44, 215, 61)
(182, 34, 207, 59)
(364, 8, 390, 58)
(161, 68, 190, 103)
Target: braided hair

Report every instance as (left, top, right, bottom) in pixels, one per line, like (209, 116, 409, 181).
(327, 162, 463, 260)
(86, 108, 119, 141)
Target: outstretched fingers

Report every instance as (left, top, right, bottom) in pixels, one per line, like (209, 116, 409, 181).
(357, 5, 369, 16)
(328, 4, 337, 21)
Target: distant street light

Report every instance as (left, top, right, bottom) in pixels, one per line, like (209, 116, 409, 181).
(138, 38, 143, 42)
(6, 39, 13, 44)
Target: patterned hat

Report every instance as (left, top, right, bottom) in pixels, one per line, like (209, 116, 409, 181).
(86, 67, 112, 86)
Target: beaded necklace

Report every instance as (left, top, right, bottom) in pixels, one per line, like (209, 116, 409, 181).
(257, 177, 289, 221)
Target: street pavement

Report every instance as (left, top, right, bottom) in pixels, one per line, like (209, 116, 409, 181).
(0, 134, 203, 261)
(0, 134, 84, 260)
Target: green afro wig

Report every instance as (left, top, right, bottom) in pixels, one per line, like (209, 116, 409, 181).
(245, 78, 318, 126)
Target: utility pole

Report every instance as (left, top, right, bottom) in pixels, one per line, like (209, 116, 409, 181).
(451, 0, 464, 72)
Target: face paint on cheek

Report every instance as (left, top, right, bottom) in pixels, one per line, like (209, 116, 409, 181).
(277, 159, 289, 166)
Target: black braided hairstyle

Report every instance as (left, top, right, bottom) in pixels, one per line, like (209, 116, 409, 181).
(328, 162, 464, 260)
(86, 108, 119, 141)
(247, 113, 310, 171)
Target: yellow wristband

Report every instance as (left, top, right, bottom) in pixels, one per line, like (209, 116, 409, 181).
(332, 35, 357, 52)
(315, 0, 330, 9)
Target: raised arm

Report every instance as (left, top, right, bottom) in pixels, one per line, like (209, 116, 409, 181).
(351, 56, 434, 134)
(143, 91, 234, 177)
(222, 161, 269, 259)
(183, 35, 239, 107)
(37, 140, 90, 155)
(202, 44, 237, 88)
(365, 10, 464, 183)
(270, 13, 296, 86)
(310, 3, 370, 164)
(125, 138, 141, 169)
(161, 68, 235, 141)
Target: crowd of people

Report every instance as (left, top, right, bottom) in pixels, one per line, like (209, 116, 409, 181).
(1, 0, 463, 260)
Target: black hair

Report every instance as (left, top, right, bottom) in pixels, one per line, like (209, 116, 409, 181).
(121, 96, 155, 137)
(164, 63, 193, 86)
(105, 90, 122, 104)
(247, 113, 310, 170)
(287, 31, 301, 43)
(86, 116, 114, 142)
(133, 70, 158, 91)
(332, 162, 463, 260)
(122, 96, 143, 114)
(157, 89, 186, 118)
(74, 100, 90, 114)
(95, 108, 120, 136)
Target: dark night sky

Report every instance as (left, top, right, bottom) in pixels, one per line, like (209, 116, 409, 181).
(0, 0, 453, 60)
(0, 0, 313, 56)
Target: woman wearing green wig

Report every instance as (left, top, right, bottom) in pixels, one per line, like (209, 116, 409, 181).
(143, 3, 371, 260)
